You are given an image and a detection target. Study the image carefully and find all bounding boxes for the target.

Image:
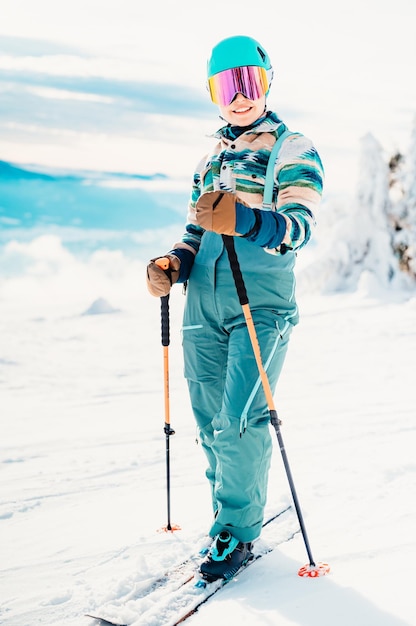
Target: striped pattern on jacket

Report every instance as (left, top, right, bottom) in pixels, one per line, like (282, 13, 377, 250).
(174, 111, 324, 257)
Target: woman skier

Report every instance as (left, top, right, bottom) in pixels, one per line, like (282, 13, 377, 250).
(146, 34, 324, 582)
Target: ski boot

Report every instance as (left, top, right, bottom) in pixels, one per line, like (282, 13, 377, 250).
(199, 530, 253, 582)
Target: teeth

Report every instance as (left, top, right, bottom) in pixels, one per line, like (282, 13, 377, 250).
(235, 107, 250, 113)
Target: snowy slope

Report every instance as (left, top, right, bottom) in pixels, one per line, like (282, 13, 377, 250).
(1, 252, 414, 625)
(1, 2, 416, 623)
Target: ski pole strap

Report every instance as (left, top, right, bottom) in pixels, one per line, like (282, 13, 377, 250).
(262, 129, 293, 210)
(222, 235, 248, 306)
(161, 295, 170, 347)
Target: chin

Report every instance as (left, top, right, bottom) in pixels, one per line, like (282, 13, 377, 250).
(232, 113, 258, 126)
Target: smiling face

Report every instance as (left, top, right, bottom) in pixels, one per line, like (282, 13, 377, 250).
(219, 93, 266, 127)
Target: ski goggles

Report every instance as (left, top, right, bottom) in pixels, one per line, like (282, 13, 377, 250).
(207, 65, 272, 106)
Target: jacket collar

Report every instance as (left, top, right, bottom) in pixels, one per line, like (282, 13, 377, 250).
(213, 111, 284, 140)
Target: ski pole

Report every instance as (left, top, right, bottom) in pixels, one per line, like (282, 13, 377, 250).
(222, 235, 329, 577)
(156, 258, 180, 532)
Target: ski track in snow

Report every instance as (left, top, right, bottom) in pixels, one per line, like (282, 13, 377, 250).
(1, 276, 415, 626)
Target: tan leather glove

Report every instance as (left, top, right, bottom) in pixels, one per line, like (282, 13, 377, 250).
(146, 254, 181, 297)
(195, 191, 250, 236)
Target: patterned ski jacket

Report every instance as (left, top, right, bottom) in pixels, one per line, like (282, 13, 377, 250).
(174, 111, 323, 261)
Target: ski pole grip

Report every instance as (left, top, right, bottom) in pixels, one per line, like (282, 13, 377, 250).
(222, 235, 249, 306)
(161, 295, 170, 347)
(155, 257, 170, 271)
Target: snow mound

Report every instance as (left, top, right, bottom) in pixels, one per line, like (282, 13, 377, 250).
(82, 297, 120, 316)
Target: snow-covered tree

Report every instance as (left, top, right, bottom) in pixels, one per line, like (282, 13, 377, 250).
(298, 133, 396, 293)
(389, 115, 416, 280)
(297, 120, 416, 295)
(354, 132, 398, 285)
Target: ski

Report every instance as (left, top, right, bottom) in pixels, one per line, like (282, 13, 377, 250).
(86, 543, 279, 626)
(86, 505, 296, 626)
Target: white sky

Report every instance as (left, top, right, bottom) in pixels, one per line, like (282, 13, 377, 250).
(1, 0, 416, 195)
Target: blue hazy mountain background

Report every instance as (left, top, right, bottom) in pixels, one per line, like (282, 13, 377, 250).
(0, 160, 186, 231)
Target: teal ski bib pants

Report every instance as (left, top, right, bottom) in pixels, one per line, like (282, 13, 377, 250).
(182, 232, 297, 543)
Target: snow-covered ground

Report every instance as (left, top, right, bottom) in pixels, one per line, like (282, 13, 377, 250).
(1, 242, 414, 625)
(1, 2, 416, 622)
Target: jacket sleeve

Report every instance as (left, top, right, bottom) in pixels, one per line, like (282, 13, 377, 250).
(176, 152, 208, 248)
(168, 163, 205, 282)
(274, 134, 324, 251)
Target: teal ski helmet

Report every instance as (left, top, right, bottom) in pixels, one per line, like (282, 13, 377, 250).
(207, 35, 273, 78)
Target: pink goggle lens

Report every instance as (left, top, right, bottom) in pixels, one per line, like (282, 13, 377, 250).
(208, 66, 270, 106)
